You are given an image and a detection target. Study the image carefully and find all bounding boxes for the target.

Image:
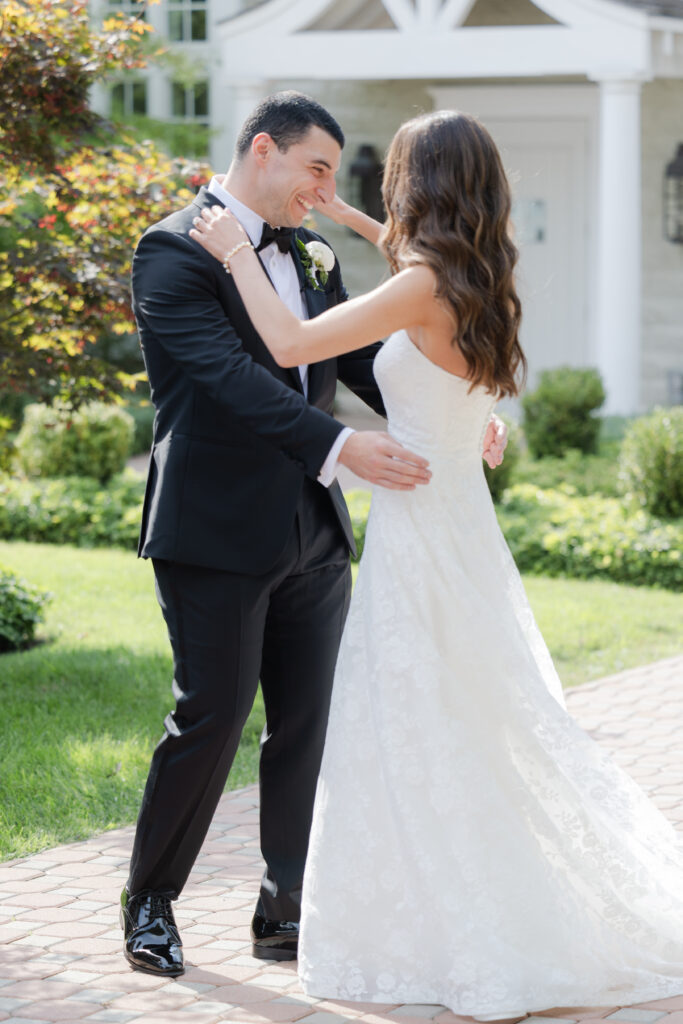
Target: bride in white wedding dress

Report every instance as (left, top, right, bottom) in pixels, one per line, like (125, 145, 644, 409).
(191, 109, 683, 1019)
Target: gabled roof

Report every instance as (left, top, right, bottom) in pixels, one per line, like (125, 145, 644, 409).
(616, 0, 683, 15)
(218, 0, 683, 81)
(226, 0, 683, 21)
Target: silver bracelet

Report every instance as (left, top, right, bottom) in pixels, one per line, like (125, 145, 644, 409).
(222, 240, 254, 274)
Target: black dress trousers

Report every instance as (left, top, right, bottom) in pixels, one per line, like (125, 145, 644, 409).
(127, 477, 351, 922)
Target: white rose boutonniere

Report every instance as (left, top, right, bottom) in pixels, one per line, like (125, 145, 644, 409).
(296, 237, 335, 291)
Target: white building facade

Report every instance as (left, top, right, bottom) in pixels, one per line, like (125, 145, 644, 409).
(95, 0, 683, 414)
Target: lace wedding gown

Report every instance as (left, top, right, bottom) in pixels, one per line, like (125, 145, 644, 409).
(298, 329, 683, 1019)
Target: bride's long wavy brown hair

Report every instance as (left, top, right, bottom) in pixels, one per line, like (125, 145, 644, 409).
(381, 111, 526, 398)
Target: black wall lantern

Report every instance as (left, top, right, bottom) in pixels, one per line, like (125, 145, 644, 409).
(664, 143, 683, 244)
(349, 144, 384, 224)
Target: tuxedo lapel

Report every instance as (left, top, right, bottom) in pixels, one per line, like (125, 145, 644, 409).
(302, 284, 330, 402)
(292, 237, 329, 320)
(302, 279, 329, 321)
(192, 186, 224, 215)
(291, 232, 334, 401)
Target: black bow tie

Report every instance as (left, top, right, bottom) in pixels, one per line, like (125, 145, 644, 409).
(256, 223, 293, 254)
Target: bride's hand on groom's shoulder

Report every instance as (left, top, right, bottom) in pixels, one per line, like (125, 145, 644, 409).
(190, 206, 248, 263)
(482, 413, 507, 469)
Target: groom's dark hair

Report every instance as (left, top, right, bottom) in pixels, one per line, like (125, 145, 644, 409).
(235, 91, 344, 157)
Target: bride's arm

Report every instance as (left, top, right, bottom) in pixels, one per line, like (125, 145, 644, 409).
(312, 194, 384, 247)
(190, 206, 432, 368)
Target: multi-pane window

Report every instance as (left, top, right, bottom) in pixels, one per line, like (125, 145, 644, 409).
(170, 80, 210, 156)
(107, 0, 147, 16)
(171, 80, 208, 119)
(111, 81, 148, 117)
(168, 0, 208, 41)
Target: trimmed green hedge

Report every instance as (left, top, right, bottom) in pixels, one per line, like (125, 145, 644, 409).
(497, 484, 682, 590)
(347, 484, 682, 590)
(514, 447, 620, 498)
(2, 468, 680, 591)
(0, 471, 144, 549)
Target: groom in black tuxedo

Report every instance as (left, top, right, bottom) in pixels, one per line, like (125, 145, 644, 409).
(121, 91, 433, 976)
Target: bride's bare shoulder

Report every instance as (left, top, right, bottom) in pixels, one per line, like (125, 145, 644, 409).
(393, 262, 439, 298)
(349, 261, 443, 336)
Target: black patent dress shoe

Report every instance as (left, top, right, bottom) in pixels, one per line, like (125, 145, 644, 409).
(251, 912, 299, 961)
(120, 888, 184, 976)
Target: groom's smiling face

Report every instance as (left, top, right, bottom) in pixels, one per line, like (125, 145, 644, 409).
(257, 126, 342, 228)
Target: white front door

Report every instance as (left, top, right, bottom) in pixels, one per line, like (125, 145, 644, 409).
(489, 117, 590, 385)
(430, 86, 597, 402)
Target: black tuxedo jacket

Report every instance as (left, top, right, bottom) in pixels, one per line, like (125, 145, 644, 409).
(132, 186, 385, 575)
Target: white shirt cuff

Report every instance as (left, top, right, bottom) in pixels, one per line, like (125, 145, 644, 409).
(317, 427, 355, 488)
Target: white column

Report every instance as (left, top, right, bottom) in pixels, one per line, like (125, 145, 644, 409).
(593, 78, 643, 415)
(146, 69, 168, 121)
(89, 82, 108, 118)
(144, 1, 170, 120)
(416, 0, 439, 28)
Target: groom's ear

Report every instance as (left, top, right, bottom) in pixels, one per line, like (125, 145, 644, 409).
(252, 132, 275, 166)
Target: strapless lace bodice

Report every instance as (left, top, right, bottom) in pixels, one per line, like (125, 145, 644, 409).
(373, 330, 496, 463)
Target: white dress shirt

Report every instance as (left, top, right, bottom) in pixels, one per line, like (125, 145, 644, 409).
(207, 176, 352, 488)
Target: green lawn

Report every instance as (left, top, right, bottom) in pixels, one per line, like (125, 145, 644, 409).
(1, 540, 681, 862)
(0, 542, 264, 862)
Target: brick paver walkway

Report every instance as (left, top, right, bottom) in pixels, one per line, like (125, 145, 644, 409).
(1, 655, 682, 1024)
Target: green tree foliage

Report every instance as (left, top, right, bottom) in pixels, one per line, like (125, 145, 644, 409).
(0, 0, 209, 409)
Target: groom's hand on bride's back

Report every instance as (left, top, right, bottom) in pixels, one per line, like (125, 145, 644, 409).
(338, 432, 431, 490)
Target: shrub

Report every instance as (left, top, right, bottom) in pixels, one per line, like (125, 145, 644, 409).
(345, 483, 682, 589)
(522, 367, 605, 459)
(346, 489, 372, 561)
(0, 566, 50, 652)
(497, 484, 682, 591)
(0, 471, 144, 549)
(618, 406, 683, 519)
(514, 447, 620, 498)
(127, 400, 155, 455)
(0, 415, 16, 474)
(0, 389, 32, 428)
(15, 402, 134, 482)
(483, 416, 522, 502)
(601, 415, 632, 443)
